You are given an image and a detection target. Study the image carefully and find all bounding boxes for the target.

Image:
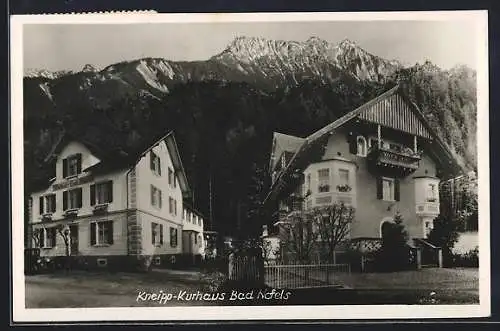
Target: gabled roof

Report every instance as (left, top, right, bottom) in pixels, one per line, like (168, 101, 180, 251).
(37, 130, 192, 198)
(264, 84, 464, 204)
(269, 132, 305, 171)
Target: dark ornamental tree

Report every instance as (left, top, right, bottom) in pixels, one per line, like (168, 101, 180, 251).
(379, 211, 410, 271)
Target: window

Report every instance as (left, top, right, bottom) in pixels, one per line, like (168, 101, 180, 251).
(170, 227, 178, 247)
(151, 185, 162, 208)
(356, 136, 367, 157)
(427, 184, 437, 202)
(318, 168, 330, 193)
(63, 188, 82, 210)
(306, 174, 311, 193)
(168, 167, 174, 187)
(338, 169, 350, 187)
(39, 194, 56, 215)
(38, 228, 57, 248)
(382, 178, 395, 201)
(194, 233, 198, 244)
(63, 154, 82, 178)
(90, 181, 113, 205)
(151, 222, 164, 245)
(377, 177, 400, 201)
(169, 197, 176, 215)
(90, 221, 113, 246)
(150, 151, 161, 176)
(198, 217, 202, 226)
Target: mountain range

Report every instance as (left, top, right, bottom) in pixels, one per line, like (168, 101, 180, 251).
(23, 36, 477, 234)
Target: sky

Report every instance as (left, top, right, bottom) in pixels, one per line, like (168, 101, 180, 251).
(23, 19, 480, 72)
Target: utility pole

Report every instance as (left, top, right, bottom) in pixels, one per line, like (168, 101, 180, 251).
(209, 169, 213, 231)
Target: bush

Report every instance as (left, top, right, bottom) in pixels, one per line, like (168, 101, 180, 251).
(377, 212, 410, 272)
(452, 246, 479, 268)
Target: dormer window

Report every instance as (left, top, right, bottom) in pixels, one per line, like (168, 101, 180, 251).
(63, 154, 82, 178)
(150, 151, 161, 176)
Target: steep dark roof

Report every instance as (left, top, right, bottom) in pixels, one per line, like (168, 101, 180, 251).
(35, 131, 192, 198)
(264, 84, 464, 204)
(269, 132, 305, 171)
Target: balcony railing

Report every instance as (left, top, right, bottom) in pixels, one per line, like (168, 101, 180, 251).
(367, 146, 421, 176)
(416, 202, 440, 216)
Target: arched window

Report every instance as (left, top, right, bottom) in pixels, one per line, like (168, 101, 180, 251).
(356, 136, 367, 157)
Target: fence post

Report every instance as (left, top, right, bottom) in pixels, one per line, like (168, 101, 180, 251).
(416, 249, 422, 270)
(437, 248, 443, 268)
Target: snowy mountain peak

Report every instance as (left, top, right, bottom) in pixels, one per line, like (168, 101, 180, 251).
(25, 68, 73, 79)
(82, 64, 99, 73)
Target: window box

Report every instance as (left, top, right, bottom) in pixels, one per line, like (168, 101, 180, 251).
(426, 198, 437, 203)
(318, 184, 330, 193)
(64, 208, 79, 218)
(93, 203, 109, 215)
(41, 213, 53, 221)
(336, 184, 352, 192)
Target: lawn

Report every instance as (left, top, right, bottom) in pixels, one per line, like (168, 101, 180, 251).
(25, 269, 215, 308)
(25, 267, 479, 308)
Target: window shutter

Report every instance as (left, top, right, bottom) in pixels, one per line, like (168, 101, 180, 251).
(151, 224, 156, 244)
(107, 181, 113, 203)
(376, 177, 383, 200)
(76, 154, 82, 174)
(63, 191, 68, 210)
(174, 174, 177, 188)
(39, 196, 44, 215)
(39, 230, 45, 248)
(150, 185, 154, 205)
(77, 188, 83, 208)
(349, 137, 358, 155)
(107, 221, 114, 244)
(160, 224, 164, 244)
(394, 179, 401, 201)
(158, 190, 162, 209)
(51, 228, 57, 247)
(90, 184, 96, 206)
(50, 195, 56, 212)
(158, 159, 161, 176)
(63, 159, 68, 178)
(90, 223, 96, 245)
(150, 152, 154, 170)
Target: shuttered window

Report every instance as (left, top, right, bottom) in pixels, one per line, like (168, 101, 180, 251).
(39, 194, 56, 215)
(377, 177, 400, 201)
(151, 185, 162, 208)
(90, 181, 113, 205)
(63, 154, 82, 178)
(39, 228, 57, 248)
(150, 151, 161, 176)
(90, 221, 113, 246)
(151, 222, 164, 245)
(318, 169, 330, 193)
(170, 227, 178, 247)
(63, 187, 82, 210)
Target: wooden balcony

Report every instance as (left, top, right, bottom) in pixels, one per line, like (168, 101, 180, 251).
(367, 146, 421, 177)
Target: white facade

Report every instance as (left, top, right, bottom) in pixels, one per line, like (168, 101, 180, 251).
(28, 134, 201, 265)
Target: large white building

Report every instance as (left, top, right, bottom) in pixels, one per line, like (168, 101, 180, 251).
(27, 131, 205, 270)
